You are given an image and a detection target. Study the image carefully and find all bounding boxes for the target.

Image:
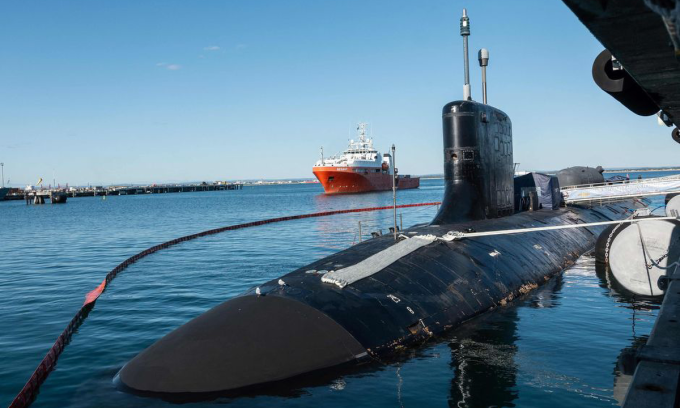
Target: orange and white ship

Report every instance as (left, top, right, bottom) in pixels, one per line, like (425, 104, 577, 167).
(313, 123, 420, 194)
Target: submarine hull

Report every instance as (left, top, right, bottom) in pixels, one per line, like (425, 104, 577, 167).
(118, 200, 645, 395)
(118, 99, 647, 396)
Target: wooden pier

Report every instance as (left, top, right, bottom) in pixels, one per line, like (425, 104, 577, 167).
(15, 182, 243, 203)
(102, 183, 243, 196)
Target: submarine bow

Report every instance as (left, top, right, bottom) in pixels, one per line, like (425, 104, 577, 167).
(118, 295, 365, 393)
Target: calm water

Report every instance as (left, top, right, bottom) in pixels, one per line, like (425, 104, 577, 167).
(0, 173, 675, 408)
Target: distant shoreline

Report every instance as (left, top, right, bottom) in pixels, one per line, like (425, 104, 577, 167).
(420, 168, 680, 179)
(602, 168, 680, 173)
(5, 168, 678, 190)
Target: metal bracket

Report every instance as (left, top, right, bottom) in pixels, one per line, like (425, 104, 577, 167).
(658, 111, 673, 127)
(634, 208, 651, 217)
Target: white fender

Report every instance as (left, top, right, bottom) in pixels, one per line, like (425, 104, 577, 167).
(609, 219, 680, 296)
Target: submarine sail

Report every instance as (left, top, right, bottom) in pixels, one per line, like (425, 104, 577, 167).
(432, 100, 514, 224)
(117, 9, 646, 397)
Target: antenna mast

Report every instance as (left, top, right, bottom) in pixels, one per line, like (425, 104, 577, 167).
(478, 48, 489, 104)
(357, 123, 367, 143)
(460, 9, 471, 100)
(392, 144, 397, 241)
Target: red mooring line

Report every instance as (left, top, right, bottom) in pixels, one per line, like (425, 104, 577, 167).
(8, 201, 441, 408)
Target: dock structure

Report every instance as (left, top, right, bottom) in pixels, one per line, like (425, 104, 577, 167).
(16, 182, 243, 203)
(562, 175, 680, 205)
(542, 174, 680, 407)
(104, 183, 243, 196)
(623, 265, 680, 408)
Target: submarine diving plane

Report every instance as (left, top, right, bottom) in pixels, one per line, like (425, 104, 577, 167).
(116, 9, 646, 397)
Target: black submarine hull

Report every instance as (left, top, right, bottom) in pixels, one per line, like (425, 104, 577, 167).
(117, 201, 643, 395)
(118, 100, 647, 395)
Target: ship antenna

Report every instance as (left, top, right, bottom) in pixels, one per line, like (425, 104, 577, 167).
(357, 123, 367, 144)
(392, 144, 397, 241)
(460, 8, 471, 101)
(478, 48, 489, 104)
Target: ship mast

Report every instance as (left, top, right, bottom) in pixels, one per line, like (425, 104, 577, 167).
(357, 123, 366, 143)
(357, 122, 369, 148)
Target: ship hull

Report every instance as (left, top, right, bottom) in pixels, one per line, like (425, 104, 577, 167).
(117, 200, 647, 396)
(313, 167, 419, 194)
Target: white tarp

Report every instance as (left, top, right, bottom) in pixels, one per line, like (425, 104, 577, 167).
(564, 178, 680, 202)
(321, 235, 437, 288)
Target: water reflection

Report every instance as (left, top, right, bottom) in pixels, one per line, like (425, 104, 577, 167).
(612, 335, 649, 405)
(114, 360, 382, 404)
(594, 260, 661, 311)
(595, 258, 661, 406)
(447, 277, 564, 407)
(448, 310, 519, 407)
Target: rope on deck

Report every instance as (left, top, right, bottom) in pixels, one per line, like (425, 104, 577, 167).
(8, 201, 440, 408)
(438, 216, 679, 241)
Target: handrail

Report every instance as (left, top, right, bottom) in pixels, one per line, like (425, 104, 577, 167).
(561, 174, 680, 190)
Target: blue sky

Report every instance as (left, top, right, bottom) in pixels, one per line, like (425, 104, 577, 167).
(0, 0, 676, 186)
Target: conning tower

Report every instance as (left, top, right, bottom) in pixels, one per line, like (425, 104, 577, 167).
(432, 9, 514, 224)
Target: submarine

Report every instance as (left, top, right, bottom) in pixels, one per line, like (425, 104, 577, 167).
(117, 9, 647, 397)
